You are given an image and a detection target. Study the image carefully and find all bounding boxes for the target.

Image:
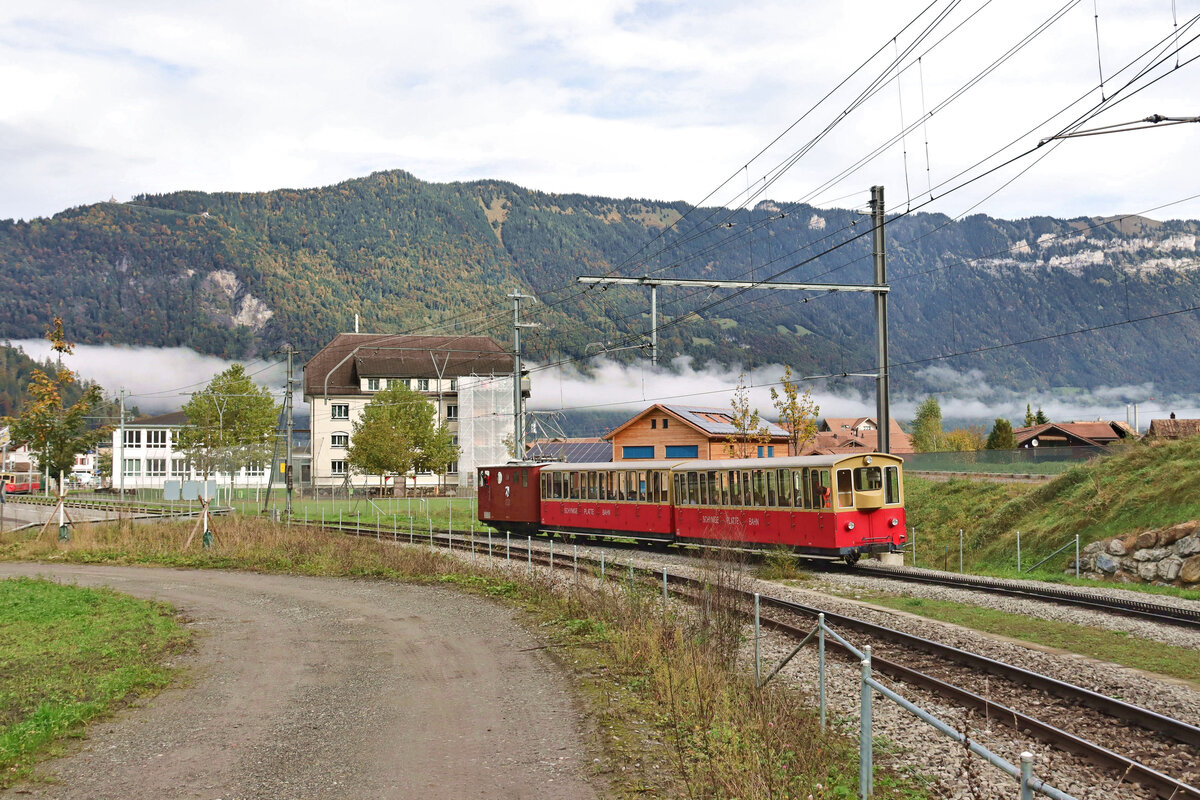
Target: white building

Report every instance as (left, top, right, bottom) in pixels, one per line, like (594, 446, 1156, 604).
(303, 334, 518, 494)
(112, 411, 274, 491)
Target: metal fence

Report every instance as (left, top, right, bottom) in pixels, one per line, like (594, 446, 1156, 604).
(754, 602, 1078, 800)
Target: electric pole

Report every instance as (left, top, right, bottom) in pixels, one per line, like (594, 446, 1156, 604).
(284, 344, 295, 516)
(510, 292, 539, 459)
(871, 186, 892, 454)
(118, 388, 126, 499)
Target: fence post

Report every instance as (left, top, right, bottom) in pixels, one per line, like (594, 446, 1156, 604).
(528, 536, 533, 574)
(488, 531, 493, 558)
(550, 539, 554, 571)
(860, 644, 873, 799)
(1020, 751, 1034, 800)
(959, 529, 963, 573)
(662, 566, 668, 606)
(505, 531, 510, 562)
(1017, 530, 1021, 572)
(912, 526, 916, 567)
(600, 551, 605, 580)
(1075, 535, 1080, 578)
(818, 612, 827, 731)
(574, 545, 578, 581)
(754, 593, 761, 686)
(393, 517, 397, 542)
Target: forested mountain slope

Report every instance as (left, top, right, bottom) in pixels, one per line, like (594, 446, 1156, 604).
(2, 170, 1198, 395)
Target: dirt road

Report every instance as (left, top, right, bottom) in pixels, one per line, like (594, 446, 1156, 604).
(0, 564, 598, 800)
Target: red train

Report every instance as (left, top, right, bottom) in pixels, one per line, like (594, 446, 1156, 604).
(477, 453, 906, 563)
(1, 472, 41, 495)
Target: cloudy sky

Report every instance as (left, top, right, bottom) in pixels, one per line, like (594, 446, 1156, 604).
(4, 1, 1199, 224)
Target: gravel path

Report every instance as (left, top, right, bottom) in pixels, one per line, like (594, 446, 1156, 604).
(0, 564, 598, 800)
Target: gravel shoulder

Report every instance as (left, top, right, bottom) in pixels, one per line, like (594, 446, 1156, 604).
(0, 563, 598, 800)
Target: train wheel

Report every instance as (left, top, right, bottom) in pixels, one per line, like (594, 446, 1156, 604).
(843, 552, 861, 566)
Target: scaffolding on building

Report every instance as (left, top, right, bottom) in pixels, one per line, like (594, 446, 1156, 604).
(457, 374, 516, 488)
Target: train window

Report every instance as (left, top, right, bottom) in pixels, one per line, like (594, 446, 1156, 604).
(811, 469, 831, 509)
(686, 471, 699, 505)
(638, 471, 648, 502)
(716, 471, 728, 506)
(836, 469, 854, 509)
(587, 471, 598, 500)
(741, 470, 752, 506)
(766, 470, 777, 507)
(521, 469, 529, 488)
(673, 473, 682, 504)
(626, 471, 637, 501)
(541, 473, 549, 499)
(481, 470, 490, 486)
(553, 472, 564, 498)
(777, 469, 792, 507)
(496, 470, 504, 485)
(570, 471, 581, 500)
(796, 469, 808, 508)
(854, 467, 882, 491)
(751, 470, 767, 507)
(885, 466, 900, 504)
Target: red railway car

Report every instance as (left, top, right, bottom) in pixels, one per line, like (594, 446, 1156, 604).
(476, 453, 906, 562)
(0, 472, 41, 495)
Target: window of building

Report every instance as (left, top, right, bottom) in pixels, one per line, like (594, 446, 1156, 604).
(367, 378, 380, 391)
(245, 463, 264, 477)
(123, 430, 141, 447)
(171, 458, 188, 477)
(758, 446, 763, 458)
(123, 458, 141, 476)
(768, 446, 774, 457)
(446, 405, 458, 419)
(397, 378, 410, 389)
(331, 433, 349, 448)
(650, 419, 657, 429)
(417, 378, 430, 391)
(663, 418, 669, 429)
(622, 445, 654, 459)
(664, 445, 698, 458)
(331, 404, 349, 420)
(145, 458, 166, 477)
(447, 461, 458, 474)
(330, 460, 347, 476)
(146, 429, 168, 449)
(448, 378, 456, 391)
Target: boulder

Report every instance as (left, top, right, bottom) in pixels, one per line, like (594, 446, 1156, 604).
(1158, 557, 1183, 582)
(1083, 540, 1105, 556)
(1177, 535, 1200, 557)
(1160, 522, 1198, 546)
(1181, 555, 1200, 584)
(1132, 547, 1170, 562)
(1093, 553, 1119, 574)
(1107, 539, 1127, 556)
(1136, 530, 1160, 549)
(1137, 561, 1160, 581)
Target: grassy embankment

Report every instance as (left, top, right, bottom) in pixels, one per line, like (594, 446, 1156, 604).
(2, 518, 930, 800)
(0, 578, 189, 787)
(903, 436, 1200, 591)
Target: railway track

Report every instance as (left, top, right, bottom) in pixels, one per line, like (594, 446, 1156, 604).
(328, 522, 1199, 799)
(848, 561, 1200, 630)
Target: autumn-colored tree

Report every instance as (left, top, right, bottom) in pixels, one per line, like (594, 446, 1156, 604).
(725, 375, 770, 458)
(910, 395, 944, 453)
(942, 426, 986, 451)
(770, 366, 819, 456)
(6, 318, 107, 487)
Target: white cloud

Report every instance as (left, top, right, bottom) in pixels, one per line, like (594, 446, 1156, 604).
(2, 1, 1198, 222)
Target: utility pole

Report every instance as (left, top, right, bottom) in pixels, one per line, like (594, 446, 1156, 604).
(284, 345, 295, 516)
(510, 292, 540, 458)
(871, 186, 891, 454)
(118, 388, 127, 499)
(650, 282, 658, 367)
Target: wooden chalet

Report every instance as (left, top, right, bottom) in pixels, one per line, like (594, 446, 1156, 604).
(604, 404, 790, 462)
(1145, 418, 1200, 440)
(1013, 421, 1135, 448)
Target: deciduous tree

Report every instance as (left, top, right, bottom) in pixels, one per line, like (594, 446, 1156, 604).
(176, 364, 279, 489)
(910, 395, 944, 453)
(725, 375, 770, 458)
(347, 383, 459, 493)
(770, 366, 819, 456)
(6, 319, 107, 488)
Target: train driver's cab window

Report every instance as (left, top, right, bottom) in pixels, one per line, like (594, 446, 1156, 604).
(853, 466, 882, 492)
(810, 469, 832, 509)
(481, 470, 490, 487)
(541, 473, 549, 498)
(836, 469, 854, 509)
(521, 469, 529, 488)
(885, 466, 901, 504)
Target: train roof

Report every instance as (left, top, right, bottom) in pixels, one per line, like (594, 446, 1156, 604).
(537, 460, 686, 472)
(675, 453, 904, 471)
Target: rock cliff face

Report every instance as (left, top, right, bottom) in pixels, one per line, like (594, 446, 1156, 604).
(1076, 521, 1200, 586)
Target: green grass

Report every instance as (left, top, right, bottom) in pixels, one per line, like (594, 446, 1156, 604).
(904, 435, 1200, 590)
(230, 496, 487, 535)
(848, 592, 1200, 683)
(0, 578, 190, 786)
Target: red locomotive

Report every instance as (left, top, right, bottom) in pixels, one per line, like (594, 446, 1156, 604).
(477, 453, 906, 563)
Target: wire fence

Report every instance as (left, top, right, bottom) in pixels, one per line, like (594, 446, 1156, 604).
(904, 445, 1111, 475)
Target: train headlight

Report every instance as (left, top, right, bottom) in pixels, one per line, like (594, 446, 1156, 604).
(846, 521, 855, 531)
(889, 518, 899, 527)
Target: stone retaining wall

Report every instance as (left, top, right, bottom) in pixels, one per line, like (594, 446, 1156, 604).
(1075, 521, 1200, 586)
